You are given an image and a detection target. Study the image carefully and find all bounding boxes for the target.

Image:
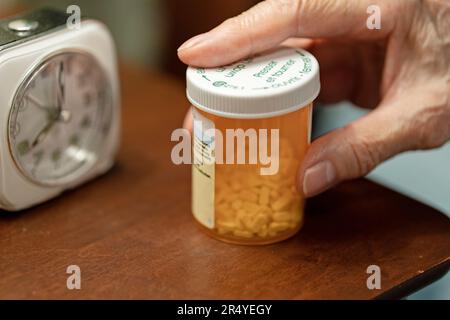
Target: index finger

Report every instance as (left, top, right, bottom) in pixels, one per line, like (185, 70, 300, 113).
(178, 0, 396, 67)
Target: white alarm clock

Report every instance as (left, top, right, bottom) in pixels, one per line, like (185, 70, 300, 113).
(0, 8, 120, 210)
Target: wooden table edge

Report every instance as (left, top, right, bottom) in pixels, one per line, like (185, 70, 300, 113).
(374, 257, 450, 300)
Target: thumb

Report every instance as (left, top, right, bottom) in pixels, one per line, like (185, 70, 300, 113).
(298, 101, 430, 197)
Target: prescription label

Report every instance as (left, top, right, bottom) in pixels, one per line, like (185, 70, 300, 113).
(192, 109, 215, 229)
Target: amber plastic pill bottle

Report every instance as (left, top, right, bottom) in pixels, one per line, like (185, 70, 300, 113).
(186, 48, 320, 245)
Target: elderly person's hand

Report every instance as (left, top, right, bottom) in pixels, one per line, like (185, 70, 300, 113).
(178, 0, 450, 197)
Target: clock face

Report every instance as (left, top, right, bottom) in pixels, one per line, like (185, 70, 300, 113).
(8, 51, 113, 186)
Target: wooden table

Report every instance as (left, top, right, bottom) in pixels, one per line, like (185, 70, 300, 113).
(0, 65, 449, 300)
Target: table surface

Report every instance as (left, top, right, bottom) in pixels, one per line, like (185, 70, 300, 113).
(0, 64, 449, 299)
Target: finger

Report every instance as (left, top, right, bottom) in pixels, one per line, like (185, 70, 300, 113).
(178, 0, 297, 67)
(178, 0, 395, 67)
(280, 37, 314, 49)
(297, 94, 448, 197)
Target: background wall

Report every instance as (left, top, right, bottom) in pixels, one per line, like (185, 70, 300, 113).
(18, 0, 169, 67)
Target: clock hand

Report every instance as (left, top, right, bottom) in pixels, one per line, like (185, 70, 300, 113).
(31, 120, 56, 148)
(25, 95, 53, 112)
(30, 106, 62, 147)
(56, 60, 65, 112)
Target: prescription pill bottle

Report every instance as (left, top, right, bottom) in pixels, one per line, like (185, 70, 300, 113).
(186, 48, 320, 245)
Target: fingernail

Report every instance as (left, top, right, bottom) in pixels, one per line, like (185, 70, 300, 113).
(301, 160, 337, 197)
(178, 33, 209, 52)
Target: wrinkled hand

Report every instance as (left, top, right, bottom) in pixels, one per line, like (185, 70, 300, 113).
(178, 0, 450, 197)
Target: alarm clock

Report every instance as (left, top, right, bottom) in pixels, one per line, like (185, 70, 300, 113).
(0, 8, 120, 211)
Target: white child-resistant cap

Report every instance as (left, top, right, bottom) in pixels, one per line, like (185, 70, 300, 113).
(186, 47, 320, 119)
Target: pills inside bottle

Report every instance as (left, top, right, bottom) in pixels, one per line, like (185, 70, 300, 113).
(186, 48, 320, 245)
